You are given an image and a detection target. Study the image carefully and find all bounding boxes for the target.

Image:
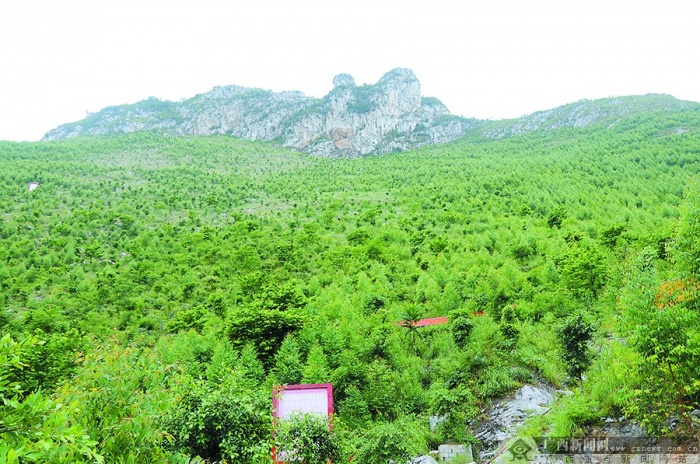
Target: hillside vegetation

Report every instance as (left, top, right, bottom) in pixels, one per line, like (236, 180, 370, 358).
(1, 99, 700, 462)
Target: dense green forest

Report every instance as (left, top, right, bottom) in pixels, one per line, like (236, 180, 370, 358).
(1, 102, 700, 462)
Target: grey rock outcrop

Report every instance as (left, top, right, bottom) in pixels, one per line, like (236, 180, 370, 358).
(44, 74, 694, 155)
(479, 94, 694, 139)
(411, 456, 439, 464)
(332, 73, 356, 87)
(43, 68, 478, 157)
(474, 383, 557, 460)
(282, 68, 474, 156)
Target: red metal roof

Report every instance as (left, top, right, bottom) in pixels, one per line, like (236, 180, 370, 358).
(414, 316, 448, 327)
(399, 316, 449, 328)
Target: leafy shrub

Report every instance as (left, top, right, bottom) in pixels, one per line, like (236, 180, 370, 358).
(514, 323, 565, 384)
(363, 295, 385, 315)
(0, 334, 103, 463)
(547, 206, 568, 228)
(254, 280, 307, 312)
(429, 236, 448, 254)
(354, 418, 427, 464)
(11, 328, 82, 392)
(586, 339, 640, 415)
(600, 223, 626, 248)
(160, 376, 270, 463)
(55, 344, 179, 462)
(511, 241, 536, 262)
(347, 228, 370, 245)
(337, 386, 372, 428)
(166, 306, 206, 333)
(451, 315, 474, 349)
(271, 335, 303, 385)
(428, 386, 478, 443)
(550, 392, 601, 437)
(559, 241, 608, 299)
(498, 322, 519, 349)
(477, 365, 518, 398)
(225, 306, 305, 367)
(556, 313, 595, 386)
(274, 413, 342, 464)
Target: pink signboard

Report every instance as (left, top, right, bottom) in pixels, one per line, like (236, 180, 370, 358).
(272, 383, 334, 419)
(272, 384, 334, 464)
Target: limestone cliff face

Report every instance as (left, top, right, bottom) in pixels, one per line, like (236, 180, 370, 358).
(43, 68, 477, 157)
(283, 68, 471, 156)
(174, 87, 313, 141)
(43, 77, 694, 156)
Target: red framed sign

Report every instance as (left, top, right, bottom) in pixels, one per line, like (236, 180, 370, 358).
(272, 383, 334, 420)
(272, 383, 334, 463)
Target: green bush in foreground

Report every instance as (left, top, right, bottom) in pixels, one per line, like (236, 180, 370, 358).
(273, 413, 342, 464)
(353, 418, 427, 464)
(0, 334, 103, 464)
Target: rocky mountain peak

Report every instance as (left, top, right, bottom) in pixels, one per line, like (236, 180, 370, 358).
(373, 68, 421, 117)
(281, 67, 470, 156)
(378, 67, 418, 85)
(332, 73, 356, 87)
(44, 68, 475, 157)
(42, 74, 698, 157)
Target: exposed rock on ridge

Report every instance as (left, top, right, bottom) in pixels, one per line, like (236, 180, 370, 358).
(43, 68, 477, 157)
(282, 68, 472, 156)
(478, 94, 694, 138)
(44, 74, 697, 155)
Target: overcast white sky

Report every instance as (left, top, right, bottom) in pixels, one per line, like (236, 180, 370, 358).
(1, 0, 699, 142)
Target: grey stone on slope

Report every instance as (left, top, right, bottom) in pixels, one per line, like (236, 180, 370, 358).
(411, 456, 439, 464)
(474, 384, 557, 460)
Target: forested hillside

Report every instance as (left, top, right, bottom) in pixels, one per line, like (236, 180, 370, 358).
(2, 102, 700, 462)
